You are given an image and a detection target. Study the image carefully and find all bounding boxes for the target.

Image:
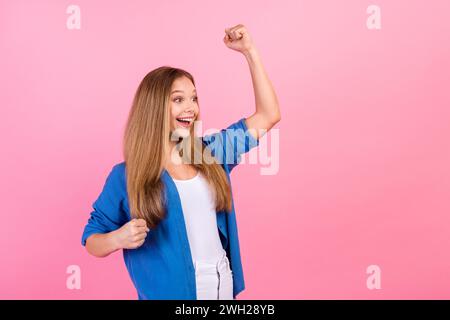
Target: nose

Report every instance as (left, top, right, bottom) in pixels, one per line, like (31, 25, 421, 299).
(183, 103, 196, 115)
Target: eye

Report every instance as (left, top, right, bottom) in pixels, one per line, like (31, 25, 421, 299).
(193, 96, 198, 102)
(174, 97, 183, 103)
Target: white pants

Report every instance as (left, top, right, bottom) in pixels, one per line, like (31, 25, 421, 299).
(194, 251, 234, 300)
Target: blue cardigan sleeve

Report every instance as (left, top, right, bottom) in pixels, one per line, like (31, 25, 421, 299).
(203, 117, 260, 172)
(81, 164, 129, 246)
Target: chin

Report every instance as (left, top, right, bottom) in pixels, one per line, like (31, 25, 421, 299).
(171, 127, 191, 140)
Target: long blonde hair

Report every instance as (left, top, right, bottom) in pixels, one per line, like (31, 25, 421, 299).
(123, 66, 232, 228)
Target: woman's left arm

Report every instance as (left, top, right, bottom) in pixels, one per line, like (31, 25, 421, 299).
(224, 24, 281, 140)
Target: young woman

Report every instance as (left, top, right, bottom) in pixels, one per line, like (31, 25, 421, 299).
(81, 24, 281, 300)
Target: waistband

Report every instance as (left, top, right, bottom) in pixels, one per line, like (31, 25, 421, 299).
(193, 251, 231, 275)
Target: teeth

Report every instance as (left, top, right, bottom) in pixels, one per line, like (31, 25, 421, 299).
(177, 117, 194, 122)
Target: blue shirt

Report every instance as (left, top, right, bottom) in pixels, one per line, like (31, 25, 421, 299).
(81, 117, 259, 299)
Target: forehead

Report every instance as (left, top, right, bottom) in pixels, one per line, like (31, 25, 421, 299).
(171, 76, 196, 94)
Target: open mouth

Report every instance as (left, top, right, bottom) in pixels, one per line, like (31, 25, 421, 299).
(176, 116, 195, 128)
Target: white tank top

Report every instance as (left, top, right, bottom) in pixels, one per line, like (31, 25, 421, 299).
(172, 171, 226, 265)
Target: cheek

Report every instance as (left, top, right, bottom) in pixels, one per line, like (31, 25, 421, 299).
(170, 104, 181, 119)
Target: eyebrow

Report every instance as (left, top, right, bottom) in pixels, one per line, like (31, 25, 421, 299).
(171, 89, 197, 94)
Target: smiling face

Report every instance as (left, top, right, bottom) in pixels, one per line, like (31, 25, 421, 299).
(169, 76, 199, 139)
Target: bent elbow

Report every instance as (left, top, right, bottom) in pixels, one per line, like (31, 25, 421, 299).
(269, 110, 281, 125)
(273, 112, 281, 124)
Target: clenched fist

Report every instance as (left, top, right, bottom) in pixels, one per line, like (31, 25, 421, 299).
(223, 24, 255, 54)
(112, 218, 150, 250)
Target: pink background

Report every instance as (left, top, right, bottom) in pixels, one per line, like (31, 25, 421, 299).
(1, 0, 449, 299)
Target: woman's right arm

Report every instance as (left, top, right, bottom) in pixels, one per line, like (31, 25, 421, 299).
(81, 164, 149, 257)
(85, 218, 149, 257)
(85, 232, 120, 258)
